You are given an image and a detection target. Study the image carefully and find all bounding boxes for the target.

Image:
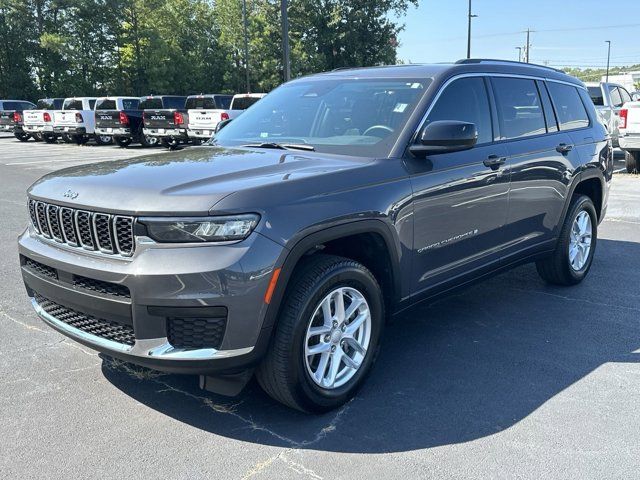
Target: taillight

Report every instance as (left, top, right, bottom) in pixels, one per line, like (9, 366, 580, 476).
(119, 111, 129, 125)
(619, 109, 628, 129)
(43, 112, 51, 122)
(174, 111, 184, 125)
(13, 112, 22, 123)
(221, 112, 230, 121)
(75, 112, 84, 123)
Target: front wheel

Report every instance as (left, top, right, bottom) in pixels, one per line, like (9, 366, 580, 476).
(536, 195, 597, 286)
(14, 132, 30, 142)
(625, 150, 639, 174)
(256, 254, 384, 413)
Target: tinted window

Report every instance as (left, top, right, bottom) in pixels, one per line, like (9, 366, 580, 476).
(492, 77, 546, 140)
(89, 100, 96, 110)
(63, 99, 83, 110)
(426, 77, 492, 144)
(164, 97, 186, 109)
(186, 97, 218, 109)
(95, 99, 116, 110)
(122, 99, 140, 110)
(232, 96, 263, 110)
(588, 86, 604, 106)
(139, 98, 163, 109)
(609, 87, 623, 108)
(547, 82, 590, 131)
(4, 101, 33, 111)
(37, 99, 55, 109)
(619, 87, 632, 104)
(217, 95, 232, 109)
(537, 81, 559, 132)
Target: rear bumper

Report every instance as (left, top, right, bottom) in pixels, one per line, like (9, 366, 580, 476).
(54, 126, 87, 135)
(95, 127, 131, 136)
(18, 226, 285, 375)
(24, 124, 54, 134)
(619, 133, 640, 151)
(187, 128, 216, 139)
(0, 124, 13, 132)
(143, 127, 188, 138)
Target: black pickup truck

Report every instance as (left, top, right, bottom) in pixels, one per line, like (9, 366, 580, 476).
(141, 95, 188, 148)
(0, 100, 36, 141)
(94, 97, 159, 147)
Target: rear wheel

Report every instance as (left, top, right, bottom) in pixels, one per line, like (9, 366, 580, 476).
(33, 132, 44, 142)
(94, 134, 112, 146)
(160, 137, 180, 149)
(536, 194, 597, 286)
(191, 138, 202, 146)
(140, 135, 158, 148)
(14, 132, 30, 142)
(114, 136, 132, 148)
(42, 133, 57, 144)
(61, 134, 74, 144)
(72, 134, 88, 145)
(625, 150, 639, 174)
(256, 254, 384, 413)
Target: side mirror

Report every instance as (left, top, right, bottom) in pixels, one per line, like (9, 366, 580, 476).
(409, 120, 478, 157)
(215, 118, 233, 133)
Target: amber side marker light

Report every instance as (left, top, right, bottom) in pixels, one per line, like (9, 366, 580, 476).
(264, 267, 282, 304)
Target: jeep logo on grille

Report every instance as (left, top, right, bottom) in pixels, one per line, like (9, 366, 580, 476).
(63, 189, 79, 199)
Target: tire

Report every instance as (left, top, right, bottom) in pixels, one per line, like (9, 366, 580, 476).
(72, 134, 88, 145)
(61, 134, 74, 144)
(33, 132, 44, 142)
(114, 136, 132, 148)
(139, 135, 158, 148)
(42, 133, 57, 144)
(625, 150, 639, 174)
(536, 194, 597, 286)
(256, 254, 384, 413)
(94, 134, 113, 146)
(160, 137, 179, 149)
(14, 132, 30, 142)
(191, 138, 202, 146)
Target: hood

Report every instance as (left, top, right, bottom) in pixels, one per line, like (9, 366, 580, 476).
(28, 146, 371, 215)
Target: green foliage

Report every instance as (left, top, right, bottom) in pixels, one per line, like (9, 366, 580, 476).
(562, 65, 640, 83)
(0, 0, 416, 100)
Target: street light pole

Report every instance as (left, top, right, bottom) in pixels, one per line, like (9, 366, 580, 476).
(525, 28, 531, 63)
(281, 0, 291, 82)
(466, 0, 477, 59)
(605, 40, 611, 83)
(516, 47, 522, 62)
(242, 0, 250, 92)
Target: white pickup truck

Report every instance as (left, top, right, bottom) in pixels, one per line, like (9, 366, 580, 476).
(186, 93, 265, 143)
(23, 98, 65, 143)
(52, 97, 112, 145)
(619, 101, 640, 173)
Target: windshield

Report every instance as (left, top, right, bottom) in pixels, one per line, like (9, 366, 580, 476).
(588, 86, 604, 106)
(213, 78, 430, 157)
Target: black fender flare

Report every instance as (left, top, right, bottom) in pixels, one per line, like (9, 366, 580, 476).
(557, 167, 606, 233)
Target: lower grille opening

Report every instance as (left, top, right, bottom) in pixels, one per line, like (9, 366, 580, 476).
(167, 316, 226, 350)
(34, 293, 135, 346)
(73, 275, 131, 298)
(24, 258, 58, 279)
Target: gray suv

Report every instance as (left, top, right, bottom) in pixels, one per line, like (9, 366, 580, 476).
(19, 60, 612, 412)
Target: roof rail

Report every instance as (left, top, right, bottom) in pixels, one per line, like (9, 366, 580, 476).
(455, 58, 565, 74)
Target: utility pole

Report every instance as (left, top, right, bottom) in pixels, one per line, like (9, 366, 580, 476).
(516, 47, 522, 62)
(466, 0, 477, 59)
(605, 40, 611, 82)
(242, 0, 250, 92)
(281, 0, 291, 82)
(525, 28, 531, 63)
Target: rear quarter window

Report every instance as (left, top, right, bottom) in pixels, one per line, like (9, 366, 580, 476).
(547, 82, 590, 131)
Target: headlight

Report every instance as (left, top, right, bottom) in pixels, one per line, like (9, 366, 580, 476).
(141, 214, 260, 243)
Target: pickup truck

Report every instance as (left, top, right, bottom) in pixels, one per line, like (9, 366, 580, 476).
(186, 93, 265, 143)
(52, 97, 112, 145)
(23, 98, 65, 143)
(94, 97, 157, 147)
(619, 101, 640, 173)
(586, 81, 633, 147)
(0, 99, 36, 141)
(141, 95, 188, 148)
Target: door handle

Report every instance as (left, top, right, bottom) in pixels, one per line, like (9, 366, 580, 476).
(556, 143, 574, 154)
(483, 154, 506, 169)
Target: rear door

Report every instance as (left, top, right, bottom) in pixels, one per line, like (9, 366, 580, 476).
(497, 77, 584, 258)
(408, 76, 510, 293)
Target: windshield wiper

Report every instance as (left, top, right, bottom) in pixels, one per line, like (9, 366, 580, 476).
(241, 142, 315, 152)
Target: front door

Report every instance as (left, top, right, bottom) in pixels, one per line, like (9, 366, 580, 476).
(407, 76, 510, 295)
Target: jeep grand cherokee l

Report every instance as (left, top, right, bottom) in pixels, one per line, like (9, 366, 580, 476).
(19, 60, 612, 412)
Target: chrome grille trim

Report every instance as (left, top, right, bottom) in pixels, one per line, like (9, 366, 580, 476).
(27, 200, 136, 257)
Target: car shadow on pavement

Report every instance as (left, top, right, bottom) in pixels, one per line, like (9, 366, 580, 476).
(101, 239, 640, 453)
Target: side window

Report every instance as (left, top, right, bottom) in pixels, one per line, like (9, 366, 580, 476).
(546, 82, 590, 131)
(619, 88, 632, 104)
(536, 80, 559, 132)
(609, 87, 623, 108)
(492, 77, 546, 140)
(426, 77, 493, 144)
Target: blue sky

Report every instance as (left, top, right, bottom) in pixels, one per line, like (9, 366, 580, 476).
(395, 0, 640, 68)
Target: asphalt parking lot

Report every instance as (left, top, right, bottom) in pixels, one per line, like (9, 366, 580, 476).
(1, 135, 639, 479)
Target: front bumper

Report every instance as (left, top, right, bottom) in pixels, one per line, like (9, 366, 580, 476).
(54, 126, 86, 135)
(19, 227, 284, 374)
(95, 127, 131, 136)
(620, 133, 640, 151)
(143, 127, 188, 138)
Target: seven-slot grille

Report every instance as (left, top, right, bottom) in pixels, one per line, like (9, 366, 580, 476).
(28, 199, 135, 256)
